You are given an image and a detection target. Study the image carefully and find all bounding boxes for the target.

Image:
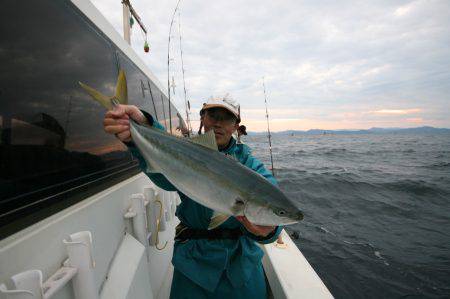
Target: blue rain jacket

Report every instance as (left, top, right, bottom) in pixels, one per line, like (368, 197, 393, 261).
(127, 113, 282, 297)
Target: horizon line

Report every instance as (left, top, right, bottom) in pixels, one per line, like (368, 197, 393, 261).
(247, 125, 450, 133)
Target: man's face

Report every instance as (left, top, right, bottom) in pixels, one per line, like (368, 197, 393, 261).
(202, 108, 239, 149)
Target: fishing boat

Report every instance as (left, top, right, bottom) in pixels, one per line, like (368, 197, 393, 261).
(0, 1, 333, 298)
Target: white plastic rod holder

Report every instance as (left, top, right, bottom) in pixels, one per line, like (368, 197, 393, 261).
(156, 191, 167, 231)
(129, 193, 148, 247)
(170, 193, 177, 218)
(63, 231, 98, 299)
(42, 267, 77, 299)
(1, 284, 35, 299)
(163, 192, 173, 222)
(144, 186, 159, 246)
(0, 270, 43, 299)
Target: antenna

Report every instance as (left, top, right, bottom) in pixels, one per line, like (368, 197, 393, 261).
(262, 77, 275, 176)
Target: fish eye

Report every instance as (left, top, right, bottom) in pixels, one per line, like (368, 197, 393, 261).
(277, 209, 286, 216)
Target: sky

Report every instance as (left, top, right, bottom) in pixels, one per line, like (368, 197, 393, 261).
(91, 0, 450, 132)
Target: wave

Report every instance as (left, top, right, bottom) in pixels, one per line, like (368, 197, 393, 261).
(248, 135, 450, 298)
(279, 167, 449, 195)
(322, 148, 348, 156)
(292, 149, 307, 156)
(379, 179, 448, 196)
(425, 161, 450, 168)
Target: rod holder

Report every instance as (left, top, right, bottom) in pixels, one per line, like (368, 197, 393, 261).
(170, 193, 177, 218)
(156, 191, 167, 231)
(143, 187, 168, 249)
(0, 270, 43, 299)
(63, 231, 98, 299)
(42, 267, 77, 298)
(163, 192, 173, 222)
(143, 186, 156, 242)
(129, 193, 148, 247)
(0, 283, 35, 299)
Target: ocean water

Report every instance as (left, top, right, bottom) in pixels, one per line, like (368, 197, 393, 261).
(245, 133, 450, 299)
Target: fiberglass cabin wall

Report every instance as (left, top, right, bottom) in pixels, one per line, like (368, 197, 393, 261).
(0, 0, 182, 239)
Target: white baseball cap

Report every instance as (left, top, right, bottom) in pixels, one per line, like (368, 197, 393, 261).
(200, 94, 240, 122)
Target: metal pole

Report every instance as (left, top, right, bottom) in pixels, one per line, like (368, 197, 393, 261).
(262, 77, 275, 176)
(122, 1, 131, 44)
(123, 0, 147, 34)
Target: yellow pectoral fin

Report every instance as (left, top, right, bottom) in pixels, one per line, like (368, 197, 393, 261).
(208, 212, 230, 230)
(79, 82, 113, 110)
(115, 70, 128, 105)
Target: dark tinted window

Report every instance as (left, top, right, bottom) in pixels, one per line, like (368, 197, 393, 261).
(118, 54, 174, 132)
(0, 0, 138, 237)
(146, 80, 159, 122)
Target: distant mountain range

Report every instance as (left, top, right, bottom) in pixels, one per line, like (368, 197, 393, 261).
(248, 126, 450, 135)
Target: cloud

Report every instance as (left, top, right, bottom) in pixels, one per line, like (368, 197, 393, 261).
(394, 2, 417, 17)
(405, 117, 424, 123)
(371, 108, 422, 115)
(90, 0, 450, 129)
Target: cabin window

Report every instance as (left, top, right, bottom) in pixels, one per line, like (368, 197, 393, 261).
(148, 81, 167, 129)
(147, 81, 159, 122)
(117, 52, 159, 122)
(0, 0, 139, 238)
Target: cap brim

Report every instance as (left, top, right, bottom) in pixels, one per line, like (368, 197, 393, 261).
(202, 104, 240, 119)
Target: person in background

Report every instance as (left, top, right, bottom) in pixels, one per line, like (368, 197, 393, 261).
(176, 112, 190, 137)
(103, 95, 282, 299)
(237, 124, 247, 144)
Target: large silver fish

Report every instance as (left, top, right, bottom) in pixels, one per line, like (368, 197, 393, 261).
(130, 121, 304, 228)
(79, 70, 303, 228)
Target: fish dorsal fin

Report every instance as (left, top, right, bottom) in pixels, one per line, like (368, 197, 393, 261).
(208, 211, 230, 230)
(115, 70, 128, 105)
(190, 130, 218, 151)
(78, 82, 114, 109)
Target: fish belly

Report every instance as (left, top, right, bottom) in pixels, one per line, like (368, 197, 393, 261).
(134, 130, 238, 215)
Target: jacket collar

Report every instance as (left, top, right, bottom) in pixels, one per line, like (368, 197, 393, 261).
(219, 137, 237, 154)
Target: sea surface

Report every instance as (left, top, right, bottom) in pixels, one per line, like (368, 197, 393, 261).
(245, 132, 450, 299)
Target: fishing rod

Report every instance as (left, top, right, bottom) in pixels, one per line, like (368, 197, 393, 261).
(177, 11, 192, 136)
(167, 0, 182, 134)
(262, 77, 275, 176)
(262, 78, 286, 247)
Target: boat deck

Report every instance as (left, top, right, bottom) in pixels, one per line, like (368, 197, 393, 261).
(0, 174, 332, 299)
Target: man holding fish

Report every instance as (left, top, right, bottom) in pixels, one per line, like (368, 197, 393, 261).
(82, 72, 302, 298)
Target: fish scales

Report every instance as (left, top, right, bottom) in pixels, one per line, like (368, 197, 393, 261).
(130, 121, 303, 226)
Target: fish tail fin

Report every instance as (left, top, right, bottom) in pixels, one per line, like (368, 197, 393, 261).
(114, 70, 128, 105)
(79, 81, 113, 110)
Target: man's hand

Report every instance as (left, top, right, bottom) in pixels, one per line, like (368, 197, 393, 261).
(103, 104, 148, 142)
(235, 216, 276, 237)
(176, 126, 190, 137)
